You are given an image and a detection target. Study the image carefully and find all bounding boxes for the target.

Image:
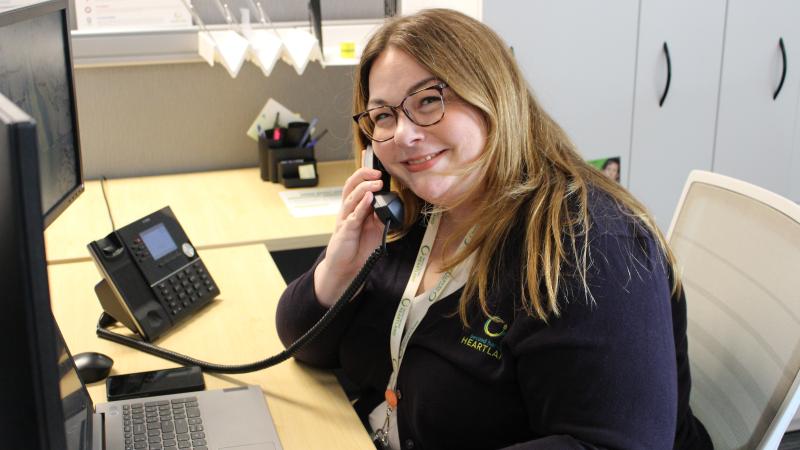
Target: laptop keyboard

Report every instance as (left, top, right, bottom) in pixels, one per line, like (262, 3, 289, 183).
(123, 396, 207, 450)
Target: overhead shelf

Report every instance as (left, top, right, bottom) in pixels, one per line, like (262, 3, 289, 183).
(70, 19, 383, 69)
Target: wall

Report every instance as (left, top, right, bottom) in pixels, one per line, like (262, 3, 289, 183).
(74, 59, 357, 179)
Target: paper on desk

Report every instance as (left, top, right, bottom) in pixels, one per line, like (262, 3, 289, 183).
(278, 187, 342, 218)
(247, 98, 304, 141)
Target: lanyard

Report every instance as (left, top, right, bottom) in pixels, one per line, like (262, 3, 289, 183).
(388, 212, 475, 393)
(373, 213, 474, 447)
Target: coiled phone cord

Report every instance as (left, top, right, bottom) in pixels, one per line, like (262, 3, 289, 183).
(96, 219, 392, 374)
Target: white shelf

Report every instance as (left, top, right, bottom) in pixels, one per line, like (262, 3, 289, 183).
(70, 19, 384, 68)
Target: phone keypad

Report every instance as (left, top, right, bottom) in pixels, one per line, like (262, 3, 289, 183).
(153, 260, 218, 318)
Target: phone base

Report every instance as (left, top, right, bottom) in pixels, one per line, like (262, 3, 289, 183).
(94, 279, 141, 337)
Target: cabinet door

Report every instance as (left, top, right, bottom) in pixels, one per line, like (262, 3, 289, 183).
(791, 88, 800, 204)
(713, 0, 800, 198)
(483, 0, 639, 183)
(628, 0, 726, 231)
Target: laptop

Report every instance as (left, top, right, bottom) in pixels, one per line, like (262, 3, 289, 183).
(54, 322, 283, 450)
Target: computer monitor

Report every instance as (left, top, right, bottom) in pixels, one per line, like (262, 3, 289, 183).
(0, 0, 84, 229)
(0, 93, 71, 448)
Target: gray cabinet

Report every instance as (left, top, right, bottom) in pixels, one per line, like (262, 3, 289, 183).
(628, 0, 726, 230)
(713, 0, 800, 202)
(483, 0, 800, 232)
(483, 0, 640, 177)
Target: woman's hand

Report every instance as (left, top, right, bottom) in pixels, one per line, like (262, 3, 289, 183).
(314, 163, 387, 307)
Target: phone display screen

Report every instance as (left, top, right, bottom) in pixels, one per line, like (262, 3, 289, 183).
(140, 223, 177, 260)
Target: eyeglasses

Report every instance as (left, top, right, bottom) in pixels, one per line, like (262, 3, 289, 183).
(353, 82, 448, 142)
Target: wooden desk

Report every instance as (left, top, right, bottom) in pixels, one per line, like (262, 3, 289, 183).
(44, 160, 355, 264)
(44, 181, 114, 263)
(106, 161, 353, 252)
(48, 244, 373, 450)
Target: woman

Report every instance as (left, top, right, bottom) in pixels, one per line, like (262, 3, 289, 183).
(602, 157, 621, 183)
(277, 9, 712, 450)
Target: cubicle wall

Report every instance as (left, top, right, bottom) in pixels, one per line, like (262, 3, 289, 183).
(74, 61, 356, 179)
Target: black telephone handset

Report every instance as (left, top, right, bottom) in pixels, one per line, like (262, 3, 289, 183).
(88, 206, 219, 342)
(365, 145, 404, 228)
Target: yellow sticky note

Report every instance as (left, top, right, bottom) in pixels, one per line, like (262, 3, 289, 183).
(340, 42, 356, 59)
(298, 163, 316, 180)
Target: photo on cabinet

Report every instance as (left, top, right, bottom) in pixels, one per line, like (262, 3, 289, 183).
(589, 156, 621, 183)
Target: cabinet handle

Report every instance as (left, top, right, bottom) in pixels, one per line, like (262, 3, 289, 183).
(774, 37, 787, 100)
(659, 42, 672, 107)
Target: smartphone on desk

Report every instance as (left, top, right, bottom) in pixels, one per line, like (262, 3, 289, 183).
(106, 366, 205, 401)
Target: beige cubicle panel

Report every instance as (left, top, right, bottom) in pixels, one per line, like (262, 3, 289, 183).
(48, 243, 373, 450)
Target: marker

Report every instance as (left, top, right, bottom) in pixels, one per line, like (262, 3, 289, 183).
(306, 128, 328, 148)
(298, 117, 318, 148)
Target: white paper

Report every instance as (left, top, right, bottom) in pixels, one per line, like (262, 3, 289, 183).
(198, 31, 216, 66)
(278, 187, 342, 218)
(246, 98, 304, 141)
(74, 0, 191, 30)
(298, 163, 317, 180)
(279, 28, 321, 75)
(196, 30, 250, 78)
(212, 30, 249, 78)
(247, 30, 284, 77)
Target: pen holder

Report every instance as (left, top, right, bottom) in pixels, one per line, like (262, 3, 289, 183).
(278, 158, 319, 188)
(258, 137, 317, 185)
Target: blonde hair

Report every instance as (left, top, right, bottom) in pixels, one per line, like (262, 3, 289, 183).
(353, 9, 681, 323)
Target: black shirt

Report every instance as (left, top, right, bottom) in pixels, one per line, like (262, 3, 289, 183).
(276, 191, 712, 449)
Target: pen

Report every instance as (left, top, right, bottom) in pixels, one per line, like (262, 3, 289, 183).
(298, 117, 318, 148)
(273, 111, 280, 129)
(306, 128, 328, 148)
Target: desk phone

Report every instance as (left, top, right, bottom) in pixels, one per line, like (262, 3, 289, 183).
(88, 206, 219, 342)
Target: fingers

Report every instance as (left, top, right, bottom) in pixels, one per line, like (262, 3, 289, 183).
(335, 191, 378, 248)
(342, 167, 382, 198)
(339, 169, 383, 222)
(345, 189, 375, 227)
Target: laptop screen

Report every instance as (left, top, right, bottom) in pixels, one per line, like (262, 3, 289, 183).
(54, 322, 95, 450)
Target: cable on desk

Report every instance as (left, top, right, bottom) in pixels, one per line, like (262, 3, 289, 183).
(96, 219, 393, 374)
(100, 176, 116, 230)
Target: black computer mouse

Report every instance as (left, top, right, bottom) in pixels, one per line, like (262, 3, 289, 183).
(72, 352, 114, 384)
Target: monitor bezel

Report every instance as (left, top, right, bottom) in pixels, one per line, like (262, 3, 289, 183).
(0, 0, 85, 229)
(0, 93, 69, 449)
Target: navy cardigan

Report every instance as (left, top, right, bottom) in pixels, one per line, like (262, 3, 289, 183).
(276, 191, 712, 450)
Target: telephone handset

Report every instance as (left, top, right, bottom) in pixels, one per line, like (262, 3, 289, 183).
(87, 206, 219, 342)
(364, 145, 404, 228)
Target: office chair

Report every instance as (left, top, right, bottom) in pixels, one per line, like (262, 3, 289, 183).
(667, 170, 800, 449)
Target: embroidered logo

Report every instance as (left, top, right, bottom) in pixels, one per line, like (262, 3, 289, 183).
(459, 315, 507, 360)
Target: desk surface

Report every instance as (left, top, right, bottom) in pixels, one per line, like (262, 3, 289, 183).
(45, 160, 355, 264)
(44, 181, 114, 263)
(48, 244, 373, 450)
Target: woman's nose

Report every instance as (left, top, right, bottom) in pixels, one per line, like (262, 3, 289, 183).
(392, 112, 425, 147)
